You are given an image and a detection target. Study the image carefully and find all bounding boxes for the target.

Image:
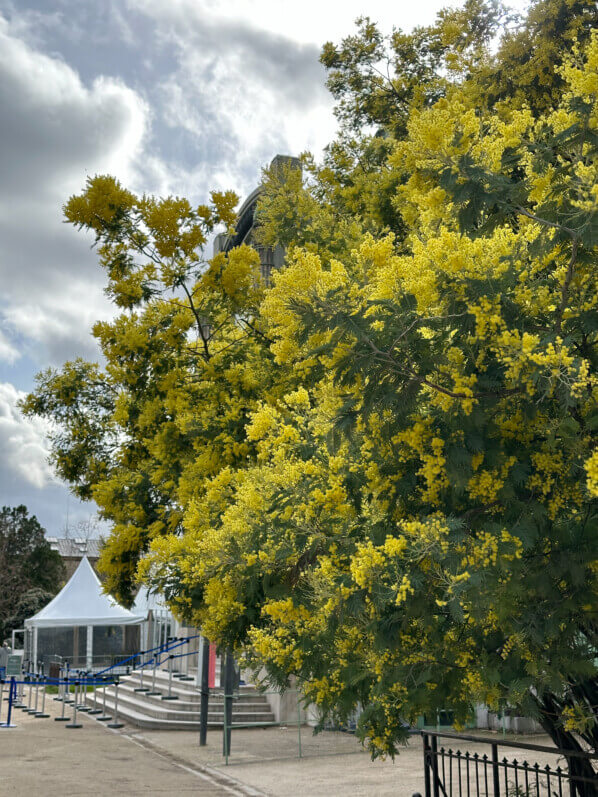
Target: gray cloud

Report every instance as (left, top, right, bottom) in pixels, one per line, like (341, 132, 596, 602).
(0, 381, 98, 533)
(0, 15, 149, 369)
(0, 0, 335, 536)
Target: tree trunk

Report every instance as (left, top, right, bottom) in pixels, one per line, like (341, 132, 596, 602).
(536, 693, 598, 796)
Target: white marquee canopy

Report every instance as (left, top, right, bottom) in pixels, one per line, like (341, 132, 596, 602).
(25, 556, 144, 670)
(25, 556, 143, 628)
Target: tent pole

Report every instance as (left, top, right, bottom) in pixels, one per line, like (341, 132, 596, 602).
(33, 627, 38, 674)
(86, 625, 93, 672)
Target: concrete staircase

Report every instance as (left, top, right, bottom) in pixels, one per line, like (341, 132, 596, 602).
(85, 668, 275, 730)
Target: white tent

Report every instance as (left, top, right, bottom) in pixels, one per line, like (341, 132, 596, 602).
(25, 556, 144, 670)
(132, 587, 173, 651)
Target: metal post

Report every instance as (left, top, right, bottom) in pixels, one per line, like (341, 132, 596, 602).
(180, 638, 193, 681)
(5, 678, 15, 727)
(199, 638, 209, 746)
(0, 680, 4, 724)
(147, 655, 160, 696)
(55, 677, 69, 722)
(14, 679, 24, 708)
(107, 679, 124, 729)
(27, 675, 39, 714)
(161, 655, 178, 700)
(53, 666, 62, 701)
(297, 692, 302, 759)
(431, 735, 440, 797)
(64, 664, 72, 703)
(134, 652, 149, 692)
(66, 681, 82, 728)
(30, 676, 40, 715)
(222, 650, 234, 761)
(96, 678, 111, 721)
(423, 733, 432, 797)
(24, 676, 32, 712)
(77, 673, 90, 711)
(35, 676, 49, 718)
(490, 742, 500, 796)
(88, 677, 102, 715)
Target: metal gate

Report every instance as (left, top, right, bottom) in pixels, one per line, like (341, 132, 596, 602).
(419, 730, 598, 797)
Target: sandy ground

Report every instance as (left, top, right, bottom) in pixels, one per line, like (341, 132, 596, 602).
(0, 694, 237, 796)
(0, 687, 569, 796)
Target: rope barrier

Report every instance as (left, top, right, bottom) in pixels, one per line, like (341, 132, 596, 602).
(0, 635, 200, 731)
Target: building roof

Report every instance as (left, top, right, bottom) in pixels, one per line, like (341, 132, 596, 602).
(46, 537, 103, 559)
(25, 557, 144, 628)
(132, 587, 171, 619)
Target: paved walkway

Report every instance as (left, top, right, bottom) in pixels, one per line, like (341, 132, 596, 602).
(1, 690, 565, 796)
(0, 697, 242, 796)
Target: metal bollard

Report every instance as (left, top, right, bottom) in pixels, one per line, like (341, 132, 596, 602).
(1, 678, 17, 728)
(28, 676, 40, 715)
(13, 680, 22, 709)
(63, 670, 73, 704)
(180, 639, 194, 681)
(55, 677, 70, 722)
(23, 676, 32, 712)
(35, 677, 49, 718)
(12, 678, 23, 710)
(134, 653, 149, 692)
(88, 678, 102, 715)
(77, 673, 91, 712)
(107, 680, 124, 729)
(53, 667, 63, 701)
(64, 664, 73, 703)
(65, 681, 82, 728)
(147, 655, 160, 696)
(96, 678, 111, 722)
(161, 656, 178, 700)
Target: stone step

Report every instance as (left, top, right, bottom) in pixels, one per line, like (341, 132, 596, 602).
(87, 688, 274, 724)
(112, 682, 272, 713)
(84, 691, 275, 730)
(123, 670, 258, 701)
(82, 694, 219, 731)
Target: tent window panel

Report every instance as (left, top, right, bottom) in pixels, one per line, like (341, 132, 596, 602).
(93, 625, 124, 660)
(77, 625, 87, 664)
(36, 627, 75, 665)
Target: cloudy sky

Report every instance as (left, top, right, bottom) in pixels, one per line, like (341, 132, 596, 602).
(0, 0, 530, 536)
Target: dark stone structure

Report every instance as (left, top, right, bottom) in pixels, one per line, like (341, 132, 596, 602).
(214, 154, 300, 283)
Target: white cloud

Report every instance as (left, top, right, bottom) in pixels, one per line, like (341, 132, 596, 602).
(0, 382, 54, 489)
(0, 14, 150, 367)
(0, 330, 19, 364)
(125, 0, 336, 198)
(0, 379, 102, 533)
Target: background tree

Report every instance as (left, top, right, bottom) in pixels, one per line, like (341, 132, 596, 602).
(22, 0, 598, 778)
(0, 506, 65, 642)
(143, 17, 598, 774)
(22, 178, 294, 604)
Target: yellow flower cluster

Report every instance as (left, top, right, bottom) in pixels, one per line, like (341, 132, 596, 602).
(585, 450, 598, 497)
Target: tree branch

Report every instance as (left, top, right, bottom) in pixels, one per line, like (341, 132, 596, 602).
(555, 237, 580, 337)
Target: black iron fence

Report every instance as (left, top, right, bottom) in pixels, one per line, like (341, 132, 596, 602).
(416, 730, 598, 797)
